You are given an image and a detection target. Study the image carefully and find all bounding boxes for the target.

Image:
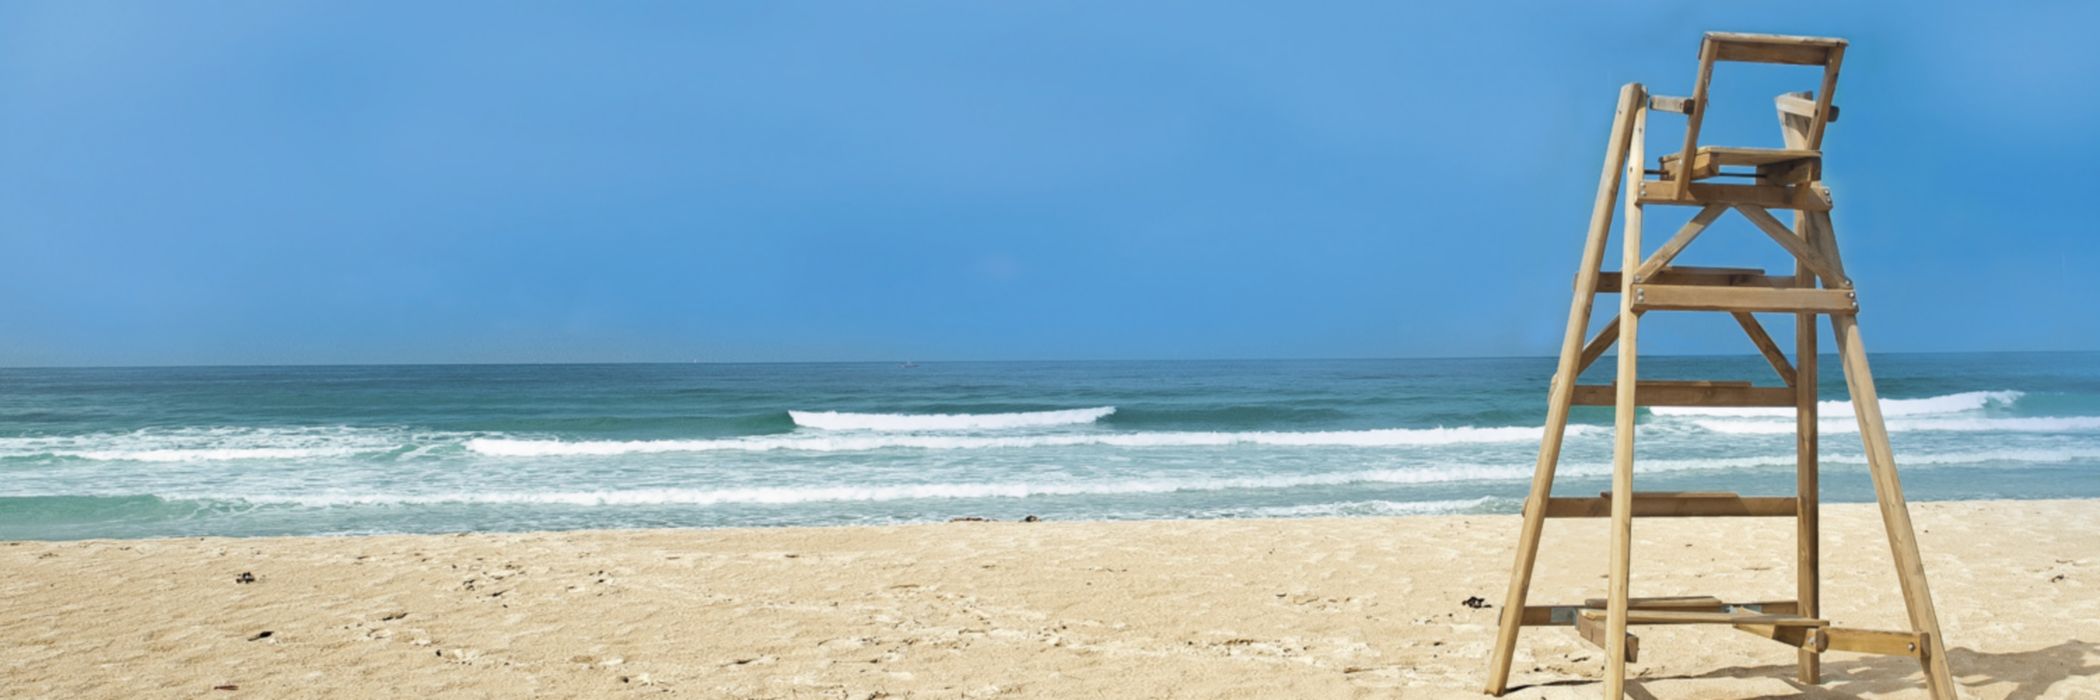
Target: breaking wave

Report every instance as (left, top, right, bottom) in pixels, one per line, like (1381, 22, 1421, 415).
(1692, 416, 2100, 435)
(1651, 390, 2022, 418)
(465, 424, 1587, 456)
(788, 406, 1115, 431)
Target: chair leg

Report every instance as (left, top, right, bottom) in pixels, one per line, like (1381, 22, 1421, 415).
(1604, 102, 1648, 700)
(1484, 82, 1644, 696)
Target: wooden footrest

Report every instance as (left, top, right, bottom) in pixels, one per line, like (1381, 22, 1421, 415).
(1580, 608, 1827, 627)
(1516, 598, 1798, 626)
(1735, 625, 1927, 658)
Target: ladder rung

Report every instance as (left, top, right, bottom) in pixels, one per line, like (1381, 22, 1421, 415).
(1580, 608, 1828, 627)
(1582, 595, 1724, 609)
(1637, 179, 1830, 211)
(1597, 267, 1798, 292)
(1631, 284, 1856, 313)
(1516, 599, 1798, 626)
(1544, 493, 1797, 518)
(1745, 626, 1922, 657)
(1571, 382, 1795, 407)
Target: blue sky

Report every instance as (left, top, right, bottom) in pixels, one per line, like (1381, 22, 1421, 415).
(3, 2, 2097, 365)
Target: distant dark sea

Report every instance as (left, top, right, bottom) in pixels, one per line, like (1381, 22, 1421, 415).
(4, 354, 2097, 539)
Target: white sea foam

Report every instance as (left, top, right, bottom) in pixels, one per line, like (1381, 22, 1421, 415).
(788, 406, 1115, 431)
(66, 447, 369, 463)
(0, 426, 452, 463)
(1691, 415, 2100, 435)
(231, 468, 1542, 507)
(133, 445, 2100, 509)
(1651, 390, 2022, 418)
(465, 424, 1588, 457)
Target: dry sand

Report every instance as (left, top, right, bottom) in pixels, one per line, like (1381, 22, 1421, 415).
(4, 499, 2097, 698)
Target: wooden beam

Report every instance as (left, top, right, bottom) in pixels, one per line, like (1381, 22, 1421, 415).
(1598, 267, 1798, 291)
(1734, 626, 1924, 658)
(1575, 313, 1622, 376)
(1776, 93, 1837, 123)
(1638, 179, 1831, 211)
(1631, 284, 1856, 314)
(1675, 39, 1717, 195)
(1648, 95, 1692, 114)
(1784, 112, 1825, 681)
(1576, 609, 1640, 663)
(1833, 312, 1960, 696)
(1706, 32, 1847, 66)
(1581, 595, 1724, 610)
(1732, 312, 1798, 386)
(1484, 82, 1647, 698)
(1546, 494, 1797, 518)
(1735, 204, 1850, 288)
(1735, 624, 1825, 652)
(1602, 98, 1649, 700)
(1572, 381, 1795, 407)
(1827, 628, 1925, 657)
(1809, 44, 1846, 149)
(1631, 205, 1726, 282)
(1581, 608, 1827, 626)
(1518, 599, 1799, 627)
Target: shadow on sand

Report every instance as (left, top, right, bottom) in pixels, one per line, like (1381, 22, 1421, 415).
(1512, 640, 2100, 699)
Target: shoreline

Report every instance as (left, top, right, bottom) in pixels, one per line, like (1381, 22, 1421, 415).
(6, 499, 2096, 697)
(10, 492, 2095, 544)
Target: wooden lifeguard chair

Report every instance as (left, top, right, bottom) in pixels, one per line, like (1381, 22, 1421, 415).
(1482, 33, 1960, 698)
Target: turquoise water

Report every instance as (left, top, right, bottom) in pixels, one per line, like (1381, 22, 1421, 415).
(3, 353, 2098, 540)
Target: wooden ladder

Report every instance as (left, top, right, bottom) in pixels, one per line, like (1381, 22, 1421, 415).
(1481, 33, 1959, 699)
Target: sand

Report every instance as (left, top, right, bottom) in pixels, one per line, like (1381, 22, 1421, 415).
(3, 499, 2096, 699)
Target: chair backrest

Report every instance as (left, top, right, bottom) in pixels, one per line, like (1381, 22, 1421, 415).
(1674, 32, 1847, 184)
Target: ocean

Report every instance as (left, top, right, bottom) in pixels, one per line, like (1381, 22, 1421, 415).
(3, 353, 2097, 540)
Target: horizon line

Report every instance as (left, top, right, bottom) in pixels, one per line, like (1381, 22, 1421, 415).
(4, 348, 2095, 371)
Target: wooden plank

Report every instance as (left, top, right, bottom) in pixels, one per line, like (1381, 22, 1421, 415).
(1735, 626, 1925, 658)
(1631, 205, 1726, 282)
(1546, 494, 1797, 518)
(1598, 268, 1797, 291)
(1826, 628, 1925, 657)
(1833, 307, 1961, 697)
(1632, 284, 1855, 313)
(1581, 595, 1724, 610)
(1638, 179, 1831, 211)
(1732, 312, 1798, 386)
(1571, 382, 1794, 407)
(1581, 609, 1828, 626)
(1781, 100, 1824, 682)
(1788, 122, 1824, 684)
(1520, 599, 1797, 626)
(1707, 32, 1846, 66)
(1734, 624, 1824, 652)
(1575, 313, 1621, 376)
(1485, 82, 1646, 698)
(1674, 39, 1717, 193)
(1659, 146, 1820, 168)
(1809, 45, 1846, 149)
(1735, 204, 1850, 288)
(1576, 609, 1640, 663)
(1603, 98, 1648, 700)
(1776, 93, 1837, 123)
(1648, 95, 1692, 114)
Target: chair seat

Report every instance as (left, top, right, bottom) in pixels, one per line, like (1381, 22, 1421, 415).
(1659, 146, 1820, 181)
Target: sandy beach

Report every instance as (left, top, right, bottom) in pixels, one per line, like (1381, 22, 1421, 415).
(4, 499, 2095, 698)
